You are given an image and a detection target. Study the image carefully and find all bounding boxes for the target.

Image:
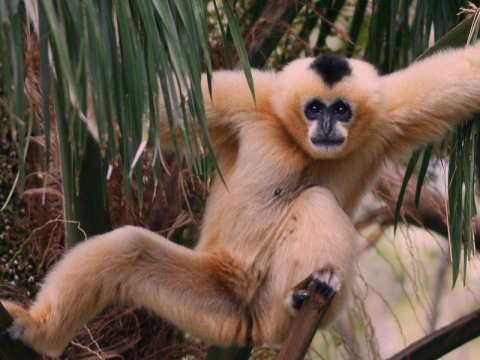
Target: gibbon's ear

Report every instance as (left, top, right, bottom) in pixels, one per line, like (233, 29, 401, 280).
(381, 44, 480, 155)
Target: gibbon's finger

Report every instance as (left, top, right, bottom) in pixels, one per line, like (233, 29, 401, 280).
(312, 269, 341, 301)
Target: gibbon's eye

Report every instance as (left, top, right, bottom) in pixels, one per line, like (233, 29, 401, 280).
(331, 100, 352, 121)
(304, 99, 325, 120)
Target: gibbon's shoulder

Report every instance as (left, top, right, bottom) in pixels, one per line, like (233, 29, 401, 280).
(204, 69, 276, 115)
(207, 68, 276, 94)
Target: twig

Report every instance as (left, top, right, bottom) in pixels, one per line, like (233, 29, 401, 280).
(387, 309, 480, 360)
(276, 279, 334, 360)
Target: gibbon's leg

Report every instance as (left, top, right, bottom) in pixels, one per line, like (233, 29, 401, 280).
(1, 226, 255, 357)
(257, 187, 357, 344)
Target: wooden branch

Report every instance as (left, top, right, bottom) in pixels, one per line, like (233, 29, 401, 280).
(206, 344, 251, 360)
(241, 0, 304, 68)
(357, 171, 480, 250)
(387, 309, 480, 360)
(276, 279, 334, 360)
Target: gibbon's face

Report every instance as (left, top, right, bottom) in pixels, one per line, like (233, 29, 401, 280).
(273, 54, 382, 159)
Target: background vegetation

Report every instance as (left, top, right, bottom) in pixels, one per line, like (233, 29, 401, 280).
(1, 0, 480, 358)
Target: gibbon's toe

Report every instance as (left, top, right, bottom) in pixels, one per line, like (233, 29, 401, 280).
(0, 328, 12, 343)
(0, 300, 65, 357)
(0, 300, 31, 339)
(312, 269, 341, 300)
(291, 289, 311, 310)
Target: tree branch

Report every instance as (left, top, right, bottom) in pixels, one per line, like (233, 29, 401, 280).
(357, 171, 480, 250)
(276, 279, 334, 360)
(387, 309, 480, 360)
(241, 0, 304, 68)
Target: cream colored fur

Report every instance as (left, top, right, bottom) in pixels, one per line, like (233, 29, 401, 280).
(4, 44, 480, 356)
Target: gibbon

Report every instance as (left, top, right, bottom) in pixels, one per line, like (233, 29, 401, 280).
(3, 44, 480, 357)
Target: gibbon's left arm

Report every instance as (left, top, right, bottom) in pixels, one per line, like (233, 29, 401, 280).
(381, 44, 480, 156)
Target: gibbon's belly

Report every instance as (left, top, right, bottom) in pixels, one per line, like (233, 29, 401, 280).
(270, 186, 356, 287)
(247, 186, 356, 342)
(264, 187, 356, 337)
(198, 179, 355, 280)
(199, 183, 297, 258)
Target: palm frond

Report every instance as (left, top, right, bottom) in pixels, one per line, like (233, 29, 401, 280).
(1, 0, 253, 245)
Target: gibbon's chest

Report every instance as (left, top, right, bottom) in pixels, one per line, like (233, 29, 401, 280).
(229, 119, 376, 210)
(197, 120, 305, 252)
(198, 119, 373, 254)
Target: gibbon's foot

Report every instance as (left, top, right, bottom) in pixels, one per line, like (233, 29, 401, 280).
(312, 269, 341, 301)
(287, 269, 341, 314)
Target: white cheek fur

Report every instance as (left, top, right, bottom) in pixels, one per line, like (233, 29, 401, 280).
(307, 121, 319, 140)
(336, 122, 349, 138)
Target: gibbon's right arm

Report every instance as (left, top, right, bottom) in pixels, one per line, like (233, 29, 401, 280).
(23, 0, 268, 150)
(159, 70, 275, 151)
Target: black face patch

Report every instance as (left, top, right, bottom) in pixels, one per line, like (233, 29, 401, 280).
(310, 54, 351, 86)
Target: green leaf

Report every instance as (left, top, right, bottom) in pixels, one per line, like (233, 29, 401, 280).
(221, 0, 255, 101)
(414, 144, 434, 208)
(448, 132, 463, 286)
(417, 16, 474, 61)
(212, 0, 234, 69)
(394, 149, 420, 235)
(316, 0, 347, 50)
(38, 0, 51, 169)
(346, 0, 368, 56)
(40, 0, 81, 111)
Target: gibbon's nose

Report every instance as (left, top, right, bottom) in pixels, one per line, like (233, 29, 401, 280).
(320, 116, 333, 135)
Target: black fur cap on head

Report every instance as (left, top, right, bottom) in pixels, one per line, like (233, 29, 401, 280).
(310, 54, 352, 86)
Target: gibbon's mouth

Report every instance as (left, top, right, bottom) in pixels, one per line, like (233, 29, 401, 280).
(310, 136, 345, 148)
